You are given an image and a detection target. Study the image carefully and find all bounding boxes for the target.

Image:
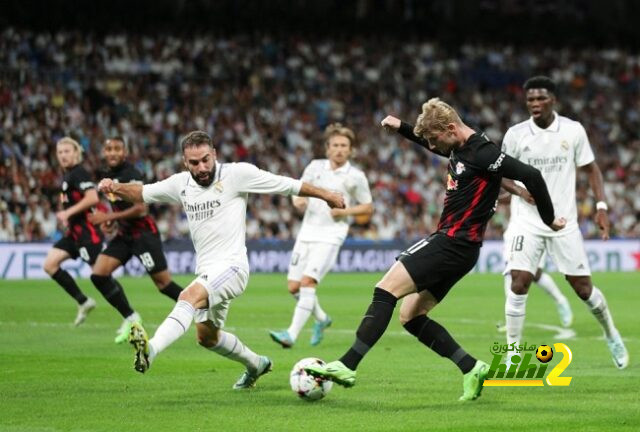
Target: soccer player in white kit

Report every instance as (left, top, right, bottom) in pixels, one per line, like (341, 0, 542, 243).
(501, 199, 573, 329)
(98, 131, 345, 389)
(502, 76, 628, 369)
(269, 123, 373, 348)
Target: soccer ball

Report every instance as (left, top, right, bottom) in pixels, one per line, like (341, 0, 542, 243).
(536, 345, 554, 363)
(290, 358, 333, 401)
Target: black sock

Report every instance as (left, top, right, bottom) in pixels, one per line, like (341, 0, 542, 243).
(403, 315, 476, 374)
(159, 281, 182, 301)
(339, 287, 398, 371)
(90, 274, 135, 318)
(52, 269, 88, 304)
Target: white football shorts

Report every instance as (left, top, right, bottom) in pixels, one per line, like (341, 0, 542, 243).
(192, 263, 249, 328)
(505, 226, 590, 276)
(287, 239, 340, 283)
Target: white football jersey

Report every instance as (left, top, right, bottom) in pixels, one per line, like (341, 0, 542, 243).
(142, 162, 302, 274)
(297, 159, 372, 245)
(502, 113, 594, 236)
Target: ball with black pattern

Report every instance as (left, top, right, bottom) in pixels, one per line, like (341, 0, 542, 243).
(536, 345, 554, 363)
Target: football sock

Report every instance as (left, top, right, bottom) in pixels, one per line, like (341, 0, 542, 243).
(90, 274, 135, 318)
(339, 287, 398, 370)
(584, 286, 616, 338)
(403, 315, 476, 374)
(503, 273, 512, 298)
(536, 272, 568, 305)
(287, 287, 316, 340)
(148, 300, 195, 362)
(313, 296, 328, 323)
(505, 290, 528, 348)
(207, 330, 261, 371)
(51, 269, 88, 304)
(159, 280, 183, 301)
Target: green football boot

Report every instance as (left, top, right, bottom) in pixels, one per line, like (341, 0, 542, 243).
(459, 360, 489, 401)
(304, 360, 356, 388)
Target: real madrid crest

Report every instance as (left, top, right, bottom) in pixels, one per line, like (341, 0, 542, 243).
(214, 181, 224, 193)
(561, 140, 569, 150)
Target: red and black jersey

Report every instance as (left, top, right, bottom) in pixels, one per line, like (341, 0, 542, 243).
(102, 162, 158, 237)
(60, 164, 102, 244)
(436, 132, 503, 242)
(397, 122, 555, 244)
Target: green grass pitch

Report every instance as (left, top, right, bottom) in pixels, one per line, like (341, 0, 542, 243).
(1, 272, 638, 431)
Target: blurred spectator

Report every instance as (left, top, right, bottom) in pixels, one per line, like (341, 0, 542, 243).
(0, 29, 638, 243)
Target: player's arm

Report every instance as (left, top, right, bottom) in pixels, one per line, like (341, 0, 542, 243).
(298, 182, 345, 209)
(88, 202, 147, 225)
(580, 161, 610, 240)
(380, 115, 449, 157)
(499, 155, 564, 230)
(98, 179, 144, 203)
(235, 162, 346, 209)
(59, 189, 100, 221)
(331, 202, 374, 219)
(500, 178, 535, 204)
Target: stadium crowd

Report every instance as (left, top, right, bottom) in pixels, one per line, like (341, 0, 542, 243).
(1, 28, 639, 243)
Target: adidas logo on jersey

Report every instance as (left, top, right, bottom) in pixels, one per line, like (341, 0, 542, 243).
(577, 264, 585, 269)
(523, 146, 531, 152)
(180, 189, 186, 197)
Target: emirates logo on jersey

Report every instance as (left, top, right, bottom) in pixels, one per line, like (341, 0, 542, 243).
(446, 174, 458, 191)
(456, 162, 466, 174)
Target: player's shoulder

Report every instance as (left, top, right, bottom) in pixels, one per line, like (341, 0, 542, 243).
(69, 164, 93, 183)
(346, 161, 367, 179)
(119, 162, 144, 180)
(307, 159, 326, 169)
(505, 119, 532, 138)
(556, 114, 585, 132)
(466, 131, 497, 150)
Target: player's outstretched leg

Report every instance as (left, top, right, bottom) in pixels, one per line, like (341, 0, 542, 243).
(583, 286, 629, 369)
(306, 287, 398, 387)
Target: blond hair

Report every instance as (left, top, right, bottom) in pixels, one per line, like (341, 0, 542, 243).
(56, 137, 84, 163)
(323, 123, 356, 148)
(413, 98, 462, 139)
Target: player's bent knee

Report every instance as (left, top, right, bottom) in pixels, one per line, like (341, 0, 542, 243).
(197, 329, 220, 348)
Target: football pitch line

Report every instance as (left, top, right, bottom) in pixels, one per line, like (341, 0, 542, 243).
(0, 319, 629, 342)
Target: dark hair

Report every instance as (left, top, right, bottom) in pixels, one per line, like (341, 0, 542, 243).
(105, 136, 128, 151)
(523, 76, 557, 94)
(180, 131, 214, 152)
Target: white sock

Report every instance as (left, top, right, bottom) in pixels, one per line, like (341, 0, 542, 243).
(207, 330, 261, 371)
(313, 298, 328, 323)
(148, 300, 195, 363)
(536, 272, 568, 305)
(287, 287, 316, 341)
(505, 291, 528, 348)
(503, 274, 512, 298)
(584, 286, 617, 338)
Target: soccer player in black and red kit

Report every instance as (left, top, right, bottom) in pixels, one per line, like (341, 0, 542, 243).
(43, 137, 104, 326)
(88, 137, 183, 343)
(305, 98, 566, 401)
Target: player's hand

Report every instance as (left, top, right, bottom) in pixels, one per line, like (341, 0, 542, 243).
(381, 115, 401, 132)
(56, 210, 69, 227)
(88, 212, 110, 225)
(325, 191, 345, 209)
(595, 209, 610, 240)
(549, 217, 566, 231)
(98, 178, 115, 194)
